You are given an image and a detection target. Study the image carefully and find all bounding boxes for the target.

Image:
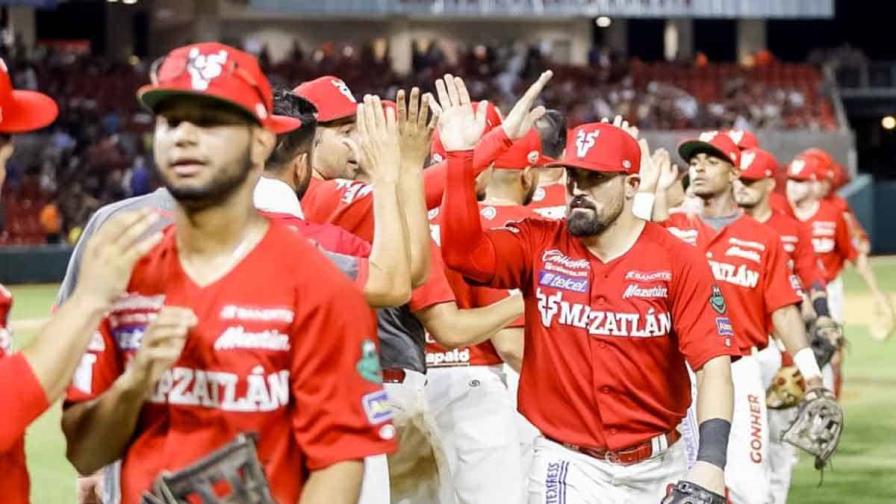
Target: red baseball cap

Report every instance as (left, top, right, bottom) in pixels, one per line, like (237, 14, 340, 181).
(0, 59, 58, 133)
(800, 147, 835, 181)
(292, 76, 357, 123)
(725, 129, 759, 150)
(831, 162, 849, 188)
(678, 131, 741, 166)
(138, 42, 300, 134)
(738, 148, 778, 181)
(547, 123, 640, 174)
(493, 129, 550, 170)
(787, 154, 824, 181)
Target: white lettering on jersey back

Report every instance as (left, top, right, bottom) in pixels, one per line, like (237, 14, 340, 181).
(214, 326, 290, 352)
(426, 348, 472, 367)
(219, 305, 294, 323)
(622, 284, 669, 299)
(668, 227, 699, 246)
(536, 288, 671, 337)
(150, 366, 290, 412)
(334, 179, 374, 204)
(708, 259, 760, 288)
(725, 246, 761, 263)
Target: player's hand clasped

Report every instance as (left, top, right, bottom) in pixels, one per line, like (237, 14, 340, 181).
(127, 307, 197, 389)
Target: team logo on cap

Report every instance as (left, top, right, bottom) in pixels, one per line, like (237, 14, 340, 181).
(186, 48, 228, 91)
(698, 131, 719, 142)
(331, 79, 357, 103)
(790, 159, 806, 176)
(740, 151, 756, 169)
(728, 130, 745, 144)
(576, 130, 599, 158)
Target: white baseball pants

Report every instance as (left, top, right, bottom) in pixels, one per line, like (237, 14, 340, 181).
(505, 364, 542, 481)
(726, 354, 771, 504)
(767, 407, 800, 504)
(426, 365, 523, 504)
(527, 436, 687, 503)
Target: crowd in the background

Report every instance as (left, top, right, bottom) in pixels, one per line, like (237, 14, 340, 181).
(0, 41, 838, 245)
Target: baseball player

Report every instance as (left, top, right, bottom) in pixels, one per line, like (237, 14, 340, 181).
(732, 147, 836, 503)
(61, 43, 394, 504)
(654, 131, 837, 504)
(525, 109, 569, 220)
(437, 72, 738, 504)
(293, 75, 529, 503)
(424, 127, 551, 504)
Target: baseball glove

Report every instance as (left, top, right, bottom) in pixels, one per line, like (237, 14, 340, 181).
(766, 366, 806, 409)
(809, 318, 843, 367)
(661, 481, 726, 504)
(141, 433, 275, 504)
(782, 388, 844, 469)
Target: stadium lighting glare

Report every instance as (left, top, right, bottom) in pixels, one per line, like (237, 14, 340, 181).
(122, 0, 138, 4)
(883, 116, 896, 130)
(596, 16, 612, 28)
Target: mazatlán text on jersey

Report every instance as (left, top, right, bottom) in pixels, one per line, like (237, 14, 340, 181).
(536, 289, 672, 337)
(149, 366, 290, 412)
(708, 260, 760, 288)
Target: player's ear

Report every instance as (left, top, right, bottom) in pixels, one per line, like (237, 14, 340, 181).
(624, 174, 640, 199)
(522, 166, 539, 191)
(292, 152, 309, 185)
(729, 164, 742, 183)
(251, 127, 277, 166)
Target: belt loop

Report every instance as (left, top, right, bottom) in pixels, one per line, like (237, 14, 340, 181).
(658, 432, 669, 452)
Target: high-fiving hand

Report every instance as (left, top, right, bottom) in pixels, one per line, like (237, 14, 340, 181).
(397, 87, 438, 170)
(356, 94, 402, 184)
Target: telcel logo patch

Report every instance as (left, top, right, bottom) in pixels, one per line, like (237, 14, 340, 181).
(538, 271, 589, 293)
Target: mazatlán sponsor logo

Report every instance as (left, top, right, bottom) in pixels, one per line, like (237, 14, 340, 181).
(536, 289, 672, 338)
(625, 270, 672, 282)
(219, 305, 294, 323)
(426, 348, 471, 367)
(708, 260, 760, 288)
(542, 249, 590, 270)
(149, 365, 290, 412)
(213, 326, 290, 352)
(622, 284, 668, 299)
(539, 271, 590, 293)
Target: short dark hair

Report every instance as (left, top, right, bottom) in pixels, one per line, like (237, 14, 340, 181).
(266, 88, 318, 172)
(535, 109, 566, 159)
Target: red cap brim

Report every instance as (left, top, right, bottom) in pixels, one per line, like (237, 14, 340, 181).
(545, 159, 629, 174)
(0, 90, 59, 133)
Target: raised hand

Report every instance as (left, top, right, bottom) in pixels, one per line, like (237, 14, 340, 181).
(356, 94, 402, 184)
(76, 209, 163, 305)
(431, 73, 489, 152)
(501, 70, 553, 140)
(397, 87, 438, 171)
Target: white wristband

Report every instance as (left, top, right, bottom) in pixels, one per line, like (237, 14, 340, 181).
(632, 192, 656, 221)
(793, 347, 823, 380)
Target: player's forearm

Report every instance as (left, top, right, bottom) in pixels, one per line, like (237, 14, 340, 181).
(441, 150, 500, 283)
(854, 253, 885, 296)
(365, 180, 412, 307)
(430, 296, 524, 348)
(491, 327, 524, 372)
(63, 367, 154, 473)
(0, 354, 50, 451)
(695, 356, 733, 424)
(400, 160, 431, 288)
(22, 291, 109, 402)
(300, 460, 364, 504)
(423, 128, 514, 209)
(772, 305, 824, 388)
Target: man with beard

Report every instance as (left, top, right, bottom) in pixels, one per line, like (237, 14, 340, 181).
(424, 127, 548, 504)
(655, 132, 837, 504)
(438, 73, 737, 503)
(61, 43, 394, 504)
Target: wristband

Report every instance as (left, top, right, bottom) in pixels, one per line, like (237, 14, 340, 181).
(793, 347, 823, 379)
(812, 296, 831, 319)
(631, 192, 656, 221)
(696, 418, 730, 470)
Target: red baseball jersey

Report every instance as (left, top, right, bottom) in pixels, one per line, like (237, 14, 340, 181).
(527, 182, 568, 220)
(665, 213, 802, 353)
(457, 220, 737, 450)
(794, 200, 857, 282)
(770, 192, 795, 218)
(826, 193, 869, 249)
(761, 210, 825, 292)
(425, 203, 537, 367)
(65, 221, 395, 504)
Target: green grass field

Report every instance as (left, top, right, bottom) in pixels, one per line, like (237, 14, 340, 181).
(9, 258, 896, 503)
